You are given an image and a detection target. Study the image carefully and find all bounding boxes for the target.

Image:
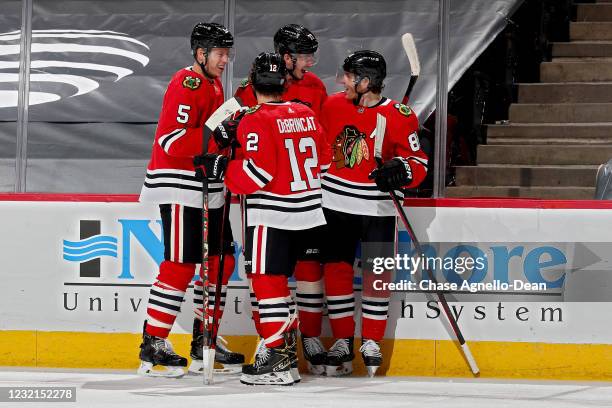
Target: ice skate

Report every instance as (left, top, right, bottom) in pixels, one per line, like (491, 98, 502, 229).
(286, 329, 301, 383)
(240, 343, 294, 386)
(324, 337, 354, 377)
(137, 332, 187, 378)
(360, 339, 382, 377)
(188, 320, 244, 374)
(301, 335, 326, 375)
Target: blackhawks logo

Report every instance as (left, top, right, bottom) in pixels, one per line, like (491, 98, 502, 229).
(394, 103, 412, 117)
(333, 125, 370, 169)
(246, 104, 261, 114)
(239, 77, 250, 88)
(182, 76, 201, 90)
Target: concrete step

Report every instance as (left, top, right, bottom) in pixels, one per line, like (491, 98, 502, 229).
(541, 61, 612, 82)
(571, 22, 612, 40)
(477, 145, 612, 165)
(577, 4, 612, 21)
(487, 123, 612, 139)
(509, 103, 612, 123)
(446, 186, 596, 199)
(488, 137, 612, 145)
(552, 41, 612, 58)
(455, 165, 597, 187)
(518, 83, 612, 103)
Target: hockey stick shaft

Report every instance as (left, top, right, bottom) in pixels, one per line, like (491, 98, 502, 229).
(386, 186, 479, 374)
(200, 97, 244, 385)
(201, 121, 214, 385)
(373, 113, 478, 375)
(208, 146, 235, 350)
(402, 76, 418, 105)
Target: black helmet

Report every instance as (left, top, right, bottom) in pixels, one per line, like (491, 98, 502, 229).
(342, 50, 386, 92)
(250, 52, 287, 94)
(190, 22, 233, 53)
(273, 24, 318, 55)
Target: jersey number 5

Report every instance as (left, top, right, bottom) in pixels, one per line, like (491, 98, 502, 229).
(284, 137, 319, 192)
(177, 104, 191, 124)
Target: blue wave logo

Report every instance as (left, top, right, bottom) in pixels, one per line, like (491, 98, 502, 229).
(63, 235, 118, 262)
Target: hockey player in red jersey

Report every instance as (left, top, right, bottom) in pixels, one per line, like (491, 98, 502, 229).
(235, 24, 327, 115)
(137, 22, 244, 378)
(320, 50, 428, 377)
(236, 24, 329, 374)
(195, 52, 330, 386)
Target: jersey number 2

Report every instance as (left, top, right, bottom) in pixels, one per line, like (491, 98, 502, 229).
(284, 137, 319, 192)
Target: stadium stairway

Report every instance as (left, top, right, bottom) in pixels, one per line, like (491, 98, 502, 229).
(448, 0, 612, 199)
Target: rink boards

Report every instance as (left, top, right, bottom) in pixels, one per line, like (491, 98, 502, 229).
(2, 194, 612, 380)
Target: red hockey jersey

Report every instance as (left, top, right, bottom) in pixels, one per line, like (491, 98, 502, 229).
(320, 92, 428, 217)
(139, 67, 226, 209)
(234, 71, 327, 117)
(225, 101, 330, 230)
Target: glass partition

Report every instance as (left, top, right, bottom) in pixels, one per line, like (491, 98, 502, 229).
(0, 1, 23, 191)
(25, 0, 224, 192)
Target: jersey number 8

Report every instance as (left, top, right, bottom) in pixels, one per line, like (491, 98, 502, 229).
(408, 132, 421, 152)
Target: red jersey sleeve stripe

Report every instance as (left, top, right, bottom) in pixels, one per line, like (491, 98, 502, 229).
(407, 156, 428, 166)
(243, 159, 272, 187)
(158, 128, 186, 153)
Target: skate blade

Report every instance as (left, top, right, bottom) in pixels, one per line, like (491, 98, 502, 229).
(137, 361, 185, 378)
(290, 367, 301, 383)
(188, 360, 242, 375)
(324, 361, 353, 377)
(307, 361, 325, 376)
(239, 371, 294, 386)
(366, 365, 379, 378)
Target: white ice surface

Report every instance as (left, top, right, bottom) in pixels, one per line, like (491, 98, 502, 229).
(1, 368, 612, 408)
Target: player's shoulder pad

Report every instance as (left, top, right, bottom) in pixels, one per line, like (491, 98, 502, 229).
(292, 100, 316, 114)
(392, 102, 414, 118)
(181, 75, 202, 90)
(245, 104, 261, 115)
(324, 91, 347, 105)
(239, 77, 251, 88)
(303, 72, 326, 88)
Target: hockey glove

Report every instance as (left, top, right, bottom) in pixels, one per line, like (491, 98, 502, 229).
(212, 119, 240, 149)
(193, 153, 228, 182)
(368, 157, 413, 192)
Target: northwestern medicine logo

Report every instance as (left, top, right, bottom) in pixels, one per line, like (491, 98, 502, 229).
(63, 219, 163, 280)
(61, 218, 585, 291)
(63, 220, 118, 278)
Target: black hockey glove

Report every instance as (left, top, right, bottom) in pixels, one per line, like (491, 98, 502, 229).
(212, 119, 240, 149)
(193, 153, 228, 182)
(368, 157, 413, 192)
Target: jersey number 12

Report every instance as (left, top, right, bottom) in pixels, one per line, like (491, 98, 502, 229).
(284, 137, 319, 192)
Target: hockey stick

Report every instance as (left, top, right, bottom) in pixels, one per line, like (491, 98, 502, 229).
(374, 113, 480, 375)
(208, 142, 235, 372)
(401, 33, 421, 105)
(201, 97, 243, 385)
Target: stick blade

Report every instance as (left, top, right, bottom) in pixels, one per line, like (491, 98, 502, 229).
(204, 97, 243, 131)
(461, 343, 480, 375)
(202, 347, 216, 385)
(374, 113, 386, 160)
(401, 33, 421, 77)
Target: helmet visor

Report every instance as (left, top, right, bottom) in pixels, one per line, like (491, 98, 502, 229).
(295, 49, 319, 66)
